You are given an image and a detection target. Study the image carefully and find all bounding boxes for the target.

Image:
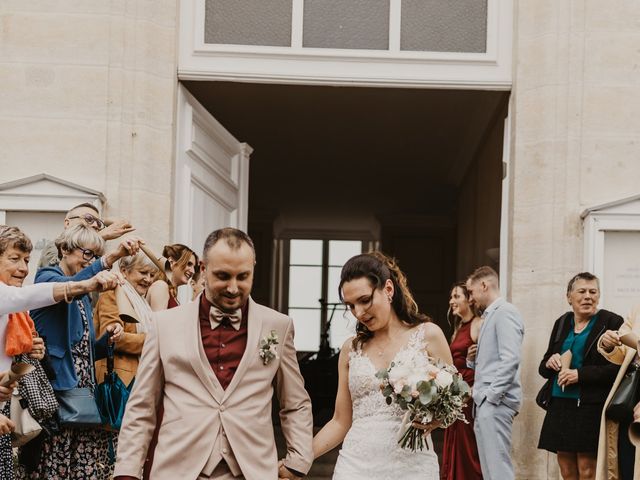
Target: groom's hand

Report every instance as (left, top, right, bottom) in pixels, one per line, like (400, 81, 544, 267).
(278, 459, 302, 480)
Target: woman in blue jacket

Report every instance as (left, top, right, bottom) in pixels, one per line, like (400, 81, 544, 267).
(28, 224, 141, 480)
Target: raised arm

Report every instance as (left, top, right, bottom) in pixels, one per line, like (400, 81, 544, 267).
(312, 339, 353, 459)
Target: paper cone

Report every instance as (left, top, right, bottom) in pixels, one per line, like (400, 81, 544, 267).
(115, 285, 139, 324)
(0, 362, 35, 387)
(560, 350, 573, 370)
(620, 331, 639, 350)
(630, 421, 640, 447)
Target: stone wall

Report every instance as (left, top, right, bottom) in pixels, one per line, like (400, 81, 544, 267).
(510, 1, 640, 477)
(0, 1, 179, 251)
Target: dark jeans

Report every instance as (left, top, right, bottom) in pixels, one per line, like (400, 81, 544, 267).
(619, 419, 636, 480)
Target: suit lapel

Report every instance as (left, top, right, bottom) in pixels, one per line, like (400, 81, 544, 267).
(185, 299, 224, 403)
(222, 297, 263, 402)
(477, 298, 504, 351)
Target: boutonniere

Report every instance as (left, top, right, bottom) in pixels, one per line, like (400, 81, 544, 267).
(259, 330, 279, 365)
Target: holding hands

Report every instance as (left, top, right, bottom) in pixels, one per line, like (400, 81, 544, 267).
(278, 460, 302, 480)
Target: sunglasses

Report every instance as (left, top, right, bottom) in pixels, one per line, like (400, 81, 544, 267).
(67, 213, 105, 231)
(78, 248, 100, 262)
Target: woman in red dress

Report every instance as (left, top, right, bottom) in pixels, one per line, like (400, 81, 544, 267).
(146, 243, 198, 311)
(441, 282, 484, 480)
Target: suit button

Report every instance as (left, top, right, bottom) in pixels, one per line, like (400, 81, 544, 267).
(220, 405, 226, 412)
(222, 448, 228, 454)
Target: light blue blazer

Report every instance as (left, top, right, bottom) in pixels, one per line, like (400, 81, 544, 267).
(472, 297, 525, 412)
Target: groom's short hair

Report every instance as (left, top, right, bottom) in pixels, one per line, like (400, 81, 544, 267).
(468, 266, 499, 288)
(203, 227, 255, 259)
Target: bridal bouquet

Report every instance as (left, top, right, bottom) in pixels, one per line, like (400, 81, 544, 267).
(376, 357, 471, 451)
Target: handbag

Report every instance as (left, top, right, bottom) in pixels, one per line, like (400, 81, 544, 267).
(606, 363, 640, 423)
(16, 353, 58, 422)
(55, 337, 102, 429)
(536, 313, 571, 410)
(10, 389, 42, 447)
(95, 343, 132, 431)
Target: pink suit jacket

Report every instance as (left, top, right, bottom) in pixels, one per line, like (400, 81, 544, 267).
(113, 297, 313, 479)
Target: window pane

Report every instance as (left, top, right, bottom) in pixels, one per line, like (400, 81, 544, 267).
(303, 0, 389, 50)
(289, 266, 322, 308)
(329, 308, 357, 349)
(205, 0, 293, 47)
(401, 0, 487, 53)
(289, 308, 321, 351)
(329, 240, 362, 266)
(290, 239, 323, 265)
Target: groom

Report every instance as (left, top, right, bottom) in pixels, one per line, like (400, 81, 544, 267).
(466, 266, 524, 480)
(114, 228, 313, 480)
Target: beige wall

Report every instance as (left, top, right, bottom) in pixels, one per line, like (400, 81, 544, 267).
(510, 1, 640, 478)
(0, 1, 179, 252)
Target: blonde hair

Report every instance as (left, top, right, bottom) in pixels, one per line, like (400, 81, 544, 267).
(55, 224, 105, 259)
(119, 252, 158, 275)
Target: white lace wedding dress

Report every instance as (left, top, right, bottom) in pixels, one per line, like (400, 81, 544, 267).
(332, 324, 440, 480)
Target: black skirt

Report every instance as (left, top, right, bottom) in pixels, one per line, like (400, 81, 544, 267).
(538, 397, 604, 453)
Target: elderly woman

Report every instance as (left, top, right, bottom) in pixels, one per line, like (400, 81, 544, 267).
(27, 224, 141, 480)
(538, 272, 623, 480)
(0, 225, 122, 480)
(595, 305, 640, 480)
(94, 252, 157, 387)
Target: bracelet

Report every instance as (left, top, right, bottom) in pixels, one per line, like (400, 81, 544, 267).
(63, 283, 73, 304)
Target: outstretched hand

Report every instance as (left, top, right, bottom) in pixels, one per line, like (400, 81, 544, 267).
(101, 218, 135, 241)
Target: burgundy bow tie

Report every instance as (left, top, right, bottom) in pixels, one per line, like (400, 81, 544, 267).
(209, 306, 242, 331)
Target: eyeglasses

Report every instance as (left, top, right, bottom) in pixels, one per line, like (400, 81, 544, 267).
(78, 248, 100, 262)
(67, 214, 105, 231)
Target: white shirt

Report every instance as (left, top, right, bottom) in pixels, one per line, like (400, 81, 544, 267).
(0, 282, 55, 371)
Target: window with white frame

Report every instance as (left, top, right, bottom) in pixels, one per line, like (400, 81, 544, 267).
(285, 238, 364, 352)
(582, 195, 640, 317)
(203, 0, 488, 53)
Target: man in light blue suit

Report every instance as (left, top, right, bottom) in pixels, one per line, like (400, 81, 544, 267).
(466, 266, 524, 480)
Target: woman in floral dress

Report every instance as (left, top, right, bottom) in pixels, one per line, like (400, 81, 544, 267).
(26, 224, 140, 479)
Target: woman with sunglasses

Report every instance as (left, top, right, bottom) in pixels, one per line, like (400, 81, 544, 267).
(26, 224, 142, 480)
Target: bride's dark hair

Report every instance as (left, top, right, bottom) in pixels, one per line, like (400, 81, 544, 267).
(339, 251, 431, 349)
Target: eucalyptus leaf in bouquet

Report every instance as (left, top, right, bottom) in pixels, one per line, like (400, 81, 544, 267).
(376, 358, 471, 451)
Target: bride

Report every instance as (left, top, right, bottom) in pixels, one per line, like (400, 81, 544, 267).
(312, 252, 453, 480)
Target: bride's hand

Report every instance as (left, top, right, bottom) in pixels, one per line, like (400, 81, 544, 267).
(412, 419, 441, 436)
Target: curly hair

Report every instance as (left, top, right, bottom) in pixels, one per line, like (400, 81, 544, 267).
(0, 226, 33, 256)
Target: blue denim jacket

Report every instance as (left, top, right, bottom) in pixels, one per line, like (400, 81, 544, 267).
(31, 261, 109, 391)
